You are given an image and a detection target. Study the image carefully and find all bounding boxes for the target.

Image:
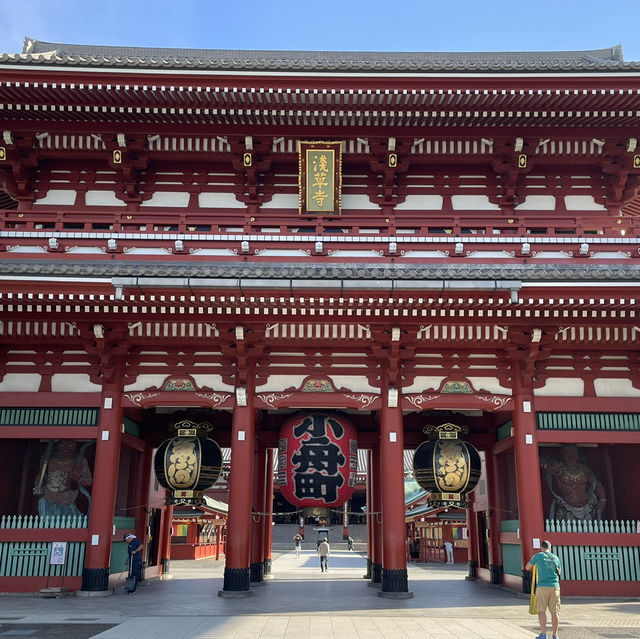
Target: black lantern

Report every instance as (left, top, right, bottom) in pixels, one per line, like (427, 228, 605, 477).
(154, 420, 222, 506)
(412, 422, 481, 509)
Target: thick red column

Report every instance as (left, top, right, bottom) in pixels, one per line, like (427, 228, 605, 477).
(512, 368, 545, 592)
(262, 448, 275, 576)
(134, 445, 154, 552)
(159, 504, 173, 578)
(215, 524, 223, 560)
(379, 390, 412, 597)
(364, 449, 373, 579)
(487, 448, 504, 584)
(370, 445, 382, 584)
(249, 444, 266, 582)
(465, 491, 479, 578)
(219, 392, 255, 596)
(80, 382, 123, 592)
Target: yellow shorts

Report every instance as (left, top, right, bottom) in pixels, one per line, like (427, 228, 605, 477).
(535, 586, 561, 614)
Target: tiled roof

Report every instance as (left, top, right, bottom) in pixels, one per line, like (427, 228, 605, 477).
(0, 259, 639, 283)
(0, 38, 635, 73)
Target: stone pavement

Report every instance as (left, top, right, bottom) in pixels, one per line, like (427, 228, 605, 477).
(0, 550, 638, 638)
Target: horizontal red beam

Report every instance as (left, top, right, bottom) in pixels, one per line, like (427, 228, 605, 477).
(538, 431, 640, 445)
(0, 426, 98, 439)
(0, 392, 100, 407)
(0, 528, 88, 542)
(546, 532, 640, 547)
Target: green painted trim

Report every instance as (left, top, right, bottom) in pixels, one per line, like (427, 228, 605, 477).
(496, 420, 513, 441)
(123, 417, 141, 437)
(113, 516, 136, 530)
(0, 407, 99, 426)
(537, 412, 640, 431)
(501, 519, 519, 532)
(0, 541, 85, 576)
(109, 541, 130, 575)
(556, 544, 640, 581)
(501, 543, 522, 576)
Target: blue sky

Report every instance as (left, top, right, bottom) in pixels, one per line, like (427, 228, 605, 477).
(2, 0, 640, 61)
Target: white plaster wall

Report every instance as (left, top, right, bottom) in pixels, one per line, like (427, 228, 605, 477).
(466, 377, 511, 394)
(85, 190, 125, 206)
(65, 247, 106, 254)
(198, 192, 245, 208)
(34, 190, 77, 205)
(394, 195, 443, 210)
(123, 247, 170, 255)
(466, 251, 513, 259)
(328, 375, 377, 393)
(594, 378, 640, 397)
(517, 195, 556, 210)
(564, 195, 606, 211)
(0, 373, 41, 392)
(124, 375, 174, 392)
(342, 194, 379, 210)
(403, 376, 446, 393)
(190, 375, 235, 391)
(141, 192, 190, 207)
(6, 246, 48, 253)
(451, 195, 501, 210)
(51, 374, 102, 392)
(260, 194, 299, 209)
(534, 378, 584, 396)
(256, 375, 307, 392)
(590, 252, 631, 259)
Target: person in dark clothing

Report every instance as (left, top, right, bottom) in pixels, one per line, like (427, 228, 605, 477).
(124, 533, 143, 593)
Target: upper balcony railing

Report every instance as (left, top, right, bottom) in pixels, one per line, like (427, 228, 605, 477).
(1, 207, 639, 260)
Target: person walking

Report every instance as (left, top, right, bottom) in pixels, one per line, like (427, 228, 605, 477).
(347, 536, 354, 551)
(444, 540, 454, 564)
(526, 539, 562, 639)
(293, 533, 302, 558)
(124, 532, 143, 593)
(317, 537, 330, 572)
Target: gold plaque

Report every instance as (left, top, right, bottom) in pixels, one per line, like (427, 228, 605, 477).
(298, 141, 342, 215)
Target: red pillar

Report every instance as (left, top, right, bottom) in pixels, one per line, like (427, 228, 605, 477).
(249, 444, 266, 582)
(465, 491, 479, 578)
(220, 392, 256, 596)
(364, 449, 373, 579)
(262, 448, 274, 576)
(134, 445, 154, 551)
(512, 368, 545, 592)
(487, 448, 504, 584)
(80, 382, 123, 592)
(371, 444, 382, 584)
(215, 523, 222, 560)
(379, 388, 412, 597)
(160, 504, 173, 577)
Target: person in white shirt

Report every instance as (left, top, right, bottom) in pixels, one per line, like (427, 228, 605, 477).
(317, 538, 330, 572)
(444, 540, 454, 564)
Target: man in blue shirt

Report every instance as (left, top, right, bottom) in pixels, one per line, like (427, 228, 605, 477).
(526, 540, 561, 639)
(124, 533, 143, 593)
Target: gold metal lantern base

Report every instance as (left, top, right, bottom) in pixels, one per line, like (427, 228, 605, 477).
(167, 490, 205, 506)
(428, 492, 469, 509)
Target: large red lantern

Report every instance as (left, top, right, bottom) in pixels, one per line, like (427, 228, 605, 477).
(278, 412, 357, 508)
